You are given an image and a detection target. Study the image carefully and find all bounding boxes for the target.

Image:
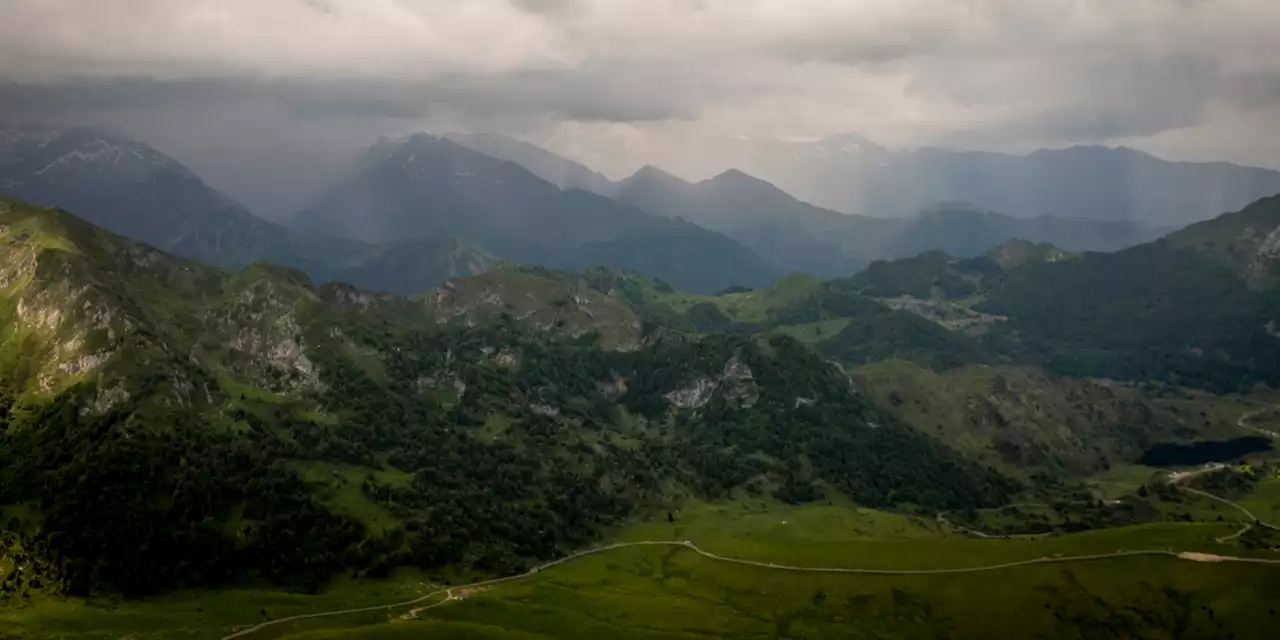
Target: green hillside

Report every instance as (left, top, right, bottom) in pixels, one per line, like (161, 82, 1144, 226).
(853, 361, 1245, 477)
(9, 500, 1280, 639)
(0, 198, 1015, 598)
(1164, 194, 1280, 288)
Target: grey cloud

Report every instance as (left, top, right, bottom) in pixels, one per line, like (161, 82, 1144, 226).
(1225, 73, 1280, 111)
(301, 0, 334, 14)
(900, 53, 1224, 145)
(507, 0, 580, 18)
(0, 66, 712, 125)
(0, 0, 1277, 174)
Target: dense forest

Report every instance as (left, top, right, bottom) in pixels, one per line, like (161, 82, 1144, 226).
(0, 325, 1017, 596)
(0, 204, 1017, 597)
(977, 244, 1280, 391)
(9, 192, 1280, 602)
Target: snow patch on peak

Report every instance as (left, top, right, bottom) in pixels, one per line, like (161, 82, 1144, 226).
(0, 126, 186, 184)
(33, 138, 166, 176)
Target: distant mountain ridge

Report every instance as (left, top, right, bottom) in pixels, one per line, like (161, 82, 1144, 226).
(456, 131, 1280, 226)
(293, 133, 780, 293)
(0, 126, 772, 294)
(451, 133, 1169, 277)
(611, 157, 1165, 277)
(714, 135, 1280, 224)
(0, 195, 1013, 596)
(0, 124, 310, 266)
(445, 132, 615, 195)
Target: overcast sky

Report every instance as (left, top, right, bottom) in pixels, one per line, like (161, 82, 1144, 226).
(2, 0, 1278, 212)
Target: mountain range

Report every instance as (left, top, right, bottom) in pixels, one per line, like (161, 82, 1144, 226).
(449, 135, 1170, 277)
(6, 185, 1280, 598)
(0, 126, 780, 294)
(613, 164, 1167, 277)
(0, 196, 1015, 594)
(291, 133, 779, 293)
(5, 124, 1278, 296)
(0, 125, 496, 294)
(512, 131, 1280, 226)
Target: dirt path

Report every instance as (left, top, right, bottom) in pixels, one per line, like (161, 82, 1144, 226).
(218, 536, 1280, 639)
(1184, 487, 1258, 542)
(1237, 405, 1280, 438)
(1165, 465, 1274, 542)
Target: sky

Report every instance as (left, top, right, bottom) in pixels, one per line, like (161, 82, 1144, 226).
(2, 0, 1278, 213)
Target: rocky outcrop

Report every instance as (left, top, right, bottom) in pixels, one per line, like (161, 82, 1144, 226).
(665, 375, 718, 409)
(665, 356, 758, 409)
(1246, 225, 1280, 279)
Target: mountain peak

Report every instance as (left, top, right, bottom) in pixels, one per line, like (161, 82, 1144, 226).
(295, 135, 779, 293)
(701, 168, 794, 198)
(446, 132, 615, 195)
(631, 164, 682, 180)
(708, 168, 760, 184)
(620, 164, 692, 191)
(0, 124, 192, 186)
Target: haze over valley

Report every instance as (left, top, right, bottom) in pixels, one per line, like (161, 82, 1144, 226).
(3, 2, 1280, 639)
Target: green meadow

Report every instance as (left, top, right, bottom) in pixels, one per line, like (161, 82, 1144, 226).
(5, 497, 1280, 640)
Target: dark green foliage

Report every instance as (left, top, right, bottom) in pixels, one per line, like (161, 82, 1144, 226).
(978, 243, 1280, 391)
(767, 281, 993, 369)
(770, 281, 890, 325)
(0, 392, 361, 596)
(0, 311, 1017, 598)
(817, 310, 991, 370)
(1187, 468, 1261, 500)
(851, 252, 1000, 300)
(618, 334, 1017, 509)
(684, 302, 737, 332)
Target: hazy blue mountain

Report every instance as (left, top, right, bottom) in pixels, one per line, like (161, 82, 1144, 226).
(614, 165, 861, 276)
(292, 134, 779, 293)
(0, 125, 352, 270)
(611, 160, 1164, 277)
(447, 132, 615, 195)
(723, 134, 1280, 225)
(0, 125, 491, 293)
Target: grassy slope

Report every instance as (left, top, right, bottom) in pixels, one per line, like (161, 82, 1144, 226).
(421, 267, 644, 350)
(1240, 469, 1280, 525)
(853, 360, 1258, 477)
(1164, 193, 1280, 288)
(289, 462, 414, 535)
(10, 499, 1279, 639)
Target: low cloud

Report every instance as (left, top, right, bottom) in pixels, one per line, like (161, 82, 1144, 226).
(2, 0, 1278, 206)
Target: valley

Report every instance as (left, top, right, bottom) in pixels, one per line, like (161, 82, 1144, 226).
(7, 484, 1280, 639)
(4, 126, 1280, 639)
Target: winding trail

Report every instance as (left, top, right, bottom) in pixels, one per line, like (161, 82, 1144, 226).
(220, 429, 1280, 640)
(1237, 404, 1280, 438)
(1165, 460, 1277, 543)
(1182, 486, 1262, 542)
(219, 538, 1280, 640)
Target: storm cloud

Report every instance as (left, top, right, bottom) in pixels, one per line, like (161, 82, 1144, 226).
(2, 0, 1278, 211)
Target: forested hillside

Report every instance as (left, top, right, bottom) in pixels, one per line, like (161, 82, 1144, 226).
(597, 199, 1280, 394)
(0, 198, 1014, 597)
